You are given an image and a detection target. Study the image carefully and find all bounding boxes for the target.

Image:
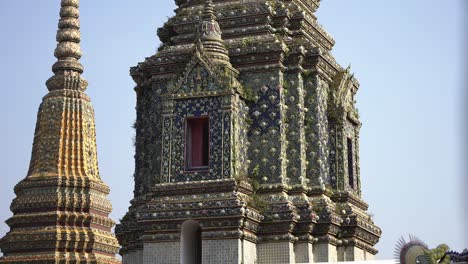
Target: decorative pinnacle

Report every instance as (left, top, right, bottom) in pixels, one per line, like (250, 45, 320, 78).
(196, 0, 231, 66)
(198, 0, 221, 42)
(202, 0, 216, 21)
(52, 0, 84, 74)
(47, 0, 87, 92)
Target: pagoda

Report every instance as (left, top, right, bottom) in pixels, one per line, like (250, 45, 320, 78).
(116, 0, 382, 263)
(0, 0, 120, 263)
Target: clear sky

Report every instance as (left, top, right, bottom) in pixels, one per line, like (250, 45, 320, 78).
(0, 0, 465, 260)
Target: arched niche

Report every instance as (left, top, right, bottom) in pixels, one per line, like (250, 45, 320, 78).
(180, 220, 202, 264)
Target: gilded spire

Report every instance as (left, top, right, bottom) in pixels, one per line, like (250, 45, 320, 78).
(31, 0, 97, 180)
(0, 1, 120, 262)
(54, 0, 83, 71)
(47, 0, 88, 91)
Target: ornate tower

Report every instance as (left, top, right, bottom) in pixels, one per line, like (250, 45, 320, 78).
(117, 0, 381, 263)
(0, 0, 120, 263)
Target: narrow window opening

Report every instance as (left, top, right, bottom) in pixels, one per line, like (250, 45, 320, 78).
(181, 220, 202, 264)
(347, 137, 355, 188)
(186, 117, 209, 170)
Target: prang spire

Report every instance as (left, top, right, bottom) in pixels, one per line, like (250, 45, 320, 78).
(28, 0, 97, 180)
(0, 0, 121, 263)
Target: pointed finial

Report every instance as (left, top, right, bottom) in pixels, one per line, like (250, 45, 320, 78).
(52, 0, 84, 74)
(198, 0, 221, 42)
(195, 0, 232, 66)
(202, 0, 216, 21)
(46, 0, 88, 92)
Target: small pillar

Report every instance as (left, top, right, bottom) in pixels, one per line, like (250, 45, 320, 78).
(294, 241, 314, 263)
(313, 242, 338, 263)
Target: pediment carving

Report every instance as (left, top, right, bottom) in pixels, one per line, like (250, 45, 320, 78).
(168, 45, 242, 98)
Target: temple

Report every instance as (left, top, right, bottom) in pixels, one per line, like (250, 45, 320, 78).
(116, 0, 381, 263)
(0, 0, 120, 263)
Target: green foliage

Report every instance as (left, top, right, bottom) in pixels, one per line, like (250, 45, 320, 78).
(234, 171, 247, 185)
(283, 115, 289, 125)
(222, 3, 247, 12)
(304, 115, 314, 132)
(324, 187, 334, 197)
(242, 85, 257, 102)
(250, 193, 267, 213)
(251, 164, 260, 188)
(245, 116, 253, 126)
(303, 70, 315, 79)
(425, 244, 451, 264)
(157, 43, 167, 52)
(176, 8, 191, 16)
(252, 164, 260, 179)
(266, 1, 279, 12)
(175, 0, 187, 7)
(236, 165, 267, 213)
(241, 37, 255, 48)
(282, 79, 290, 90)
(250, 165, 268, 213)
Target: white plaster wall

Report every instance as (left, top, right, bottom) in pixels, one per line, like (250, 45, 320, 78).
(243, 240, 258, 264)
(354, 247, 366, 261)
(365, 250, 377, 261)
(329, 244, 338, 262)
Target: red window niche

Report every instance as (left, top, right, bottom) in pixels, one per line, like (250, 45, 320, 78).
(186, 117, 209, 170)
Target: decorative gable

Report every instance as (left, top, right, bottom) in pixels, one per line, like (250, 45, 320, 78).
(329, 66, 360, 124)
(169, 45, 242, 98)
(176, 60, 221, 94)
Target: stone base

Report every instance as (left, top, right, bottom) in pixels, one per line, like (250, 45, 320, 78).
(202, 240, 240, 263)
(121, 240, 379, 263)
(131, 239, 258, 264)
(337, 246, 376, 261)
(313, 242, 337, 263)
(257, 241, 295, 264)
(0, 253, 121, 264)
(294, 242, 314, 263)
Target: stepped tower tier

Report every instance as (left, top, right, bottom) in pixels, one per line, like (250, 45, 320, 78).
(117, 0, 381, 263)
(0, 0, 121, 263)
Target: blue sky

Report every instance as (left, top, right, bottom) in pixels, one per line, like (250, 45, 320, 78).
(0, 0, 465, 259)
